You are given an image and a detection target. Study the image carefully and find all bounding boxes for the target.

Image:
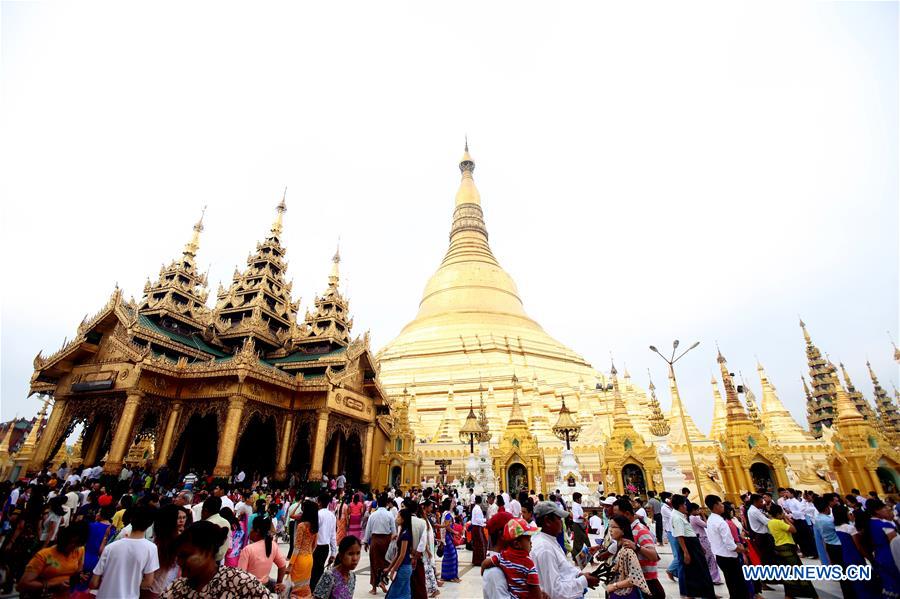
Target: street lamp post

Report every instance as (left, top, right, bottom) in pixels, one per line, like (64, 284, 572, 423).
(649, 340, 704, 502)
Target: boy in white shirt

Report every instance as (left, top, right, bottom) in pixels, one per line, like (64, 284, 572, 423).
(91, 505, 159, 599)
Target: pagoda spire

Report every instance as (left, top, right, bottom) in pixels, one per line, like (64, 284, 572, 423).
(740, 372, 764, 431)
(508, 373, 527, 424)
(799, 319, 836, 437)
(867, 361, 900, 446)
(431, 384, 460, 443)
(757, 361, 810, 442)
(709, 376, 727, 440)
(646, 371, 670, 437)
(291, 246, 353, 351)
(716, 348, 751, 422)
(138, 208, 212, 332)
(213, 194, 298, 352)
(609, 362, 631, 428)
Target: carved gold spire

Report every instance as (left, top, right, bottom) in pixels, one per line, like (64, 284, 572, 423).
(758, 361, 810, 442)
(290, 246, 353, 351)
(868, 361, 900, 447)
(709, 376, 727, 440)
(508, 373, 527, 425)
(138, 208, 212, 332)
(646, 371, 670, 437)
(431, 385, 460, 443)
(800, 319, 836, 436)
(271, 187, 287, 238)
(15, 398, 49, 467)
(214, 196, 298, 351)
(717, 348, 751, 422)
(740, 373, 764, 431)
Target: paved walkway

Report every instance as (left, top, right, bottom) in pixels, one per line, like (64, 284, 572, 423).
(343, 536, 846, 598)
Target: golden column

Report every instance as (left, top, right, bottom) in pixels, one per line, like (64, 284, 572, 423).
(26, 397, 55, 471)
(309, 410, 331, 480)
(103, 391, 143, 474)
(274, 413, 295, 481)
(213, 395, 246, 477)
(362, 423, 376, 485)
(82, 420, 109, 466)
(154, 401, 183, 470)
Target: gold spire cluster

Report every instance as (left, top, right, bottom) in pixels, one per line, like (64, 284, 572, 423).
(288, 244, 353, 351)
(646, 372, 670, 437)
(757, 362, 810, 442)
(868, 361, 900, 447)
(740, 373, 764, 431)
(838, 362, 878, 426)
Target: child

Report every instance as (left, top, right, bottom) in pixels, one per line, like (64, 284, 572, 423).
(313, 535, 361, 599)
(480, 518, 541, 599)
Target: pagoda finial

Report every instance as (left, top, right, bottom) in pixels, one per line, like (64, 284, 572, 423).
(455, 140, 480, 206)
(508, 372, 526, 424)
(183, 205, 207, 259)
(717, 347, 751, 422)
(647, 369, 669, 436)
(800, 317, 811, 344)
(328, 239, 341, 288)
(270, 189, 287, 237)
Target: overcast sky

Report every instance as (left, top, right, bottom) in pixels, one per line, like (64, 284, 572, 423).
(2, 1, 897, 437)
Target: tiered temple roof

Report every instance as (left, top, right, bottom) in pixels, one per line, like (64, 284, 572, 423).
(800, 319, 836, 436)
(869, 361, 900, 447)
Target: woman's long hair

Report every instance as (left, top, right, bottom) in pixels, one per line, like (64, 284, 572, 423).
(301, 500, 319, 535)
(48, 495, 67, 517)
(155, 504, 187, 570)
(251, 511, 273, 557)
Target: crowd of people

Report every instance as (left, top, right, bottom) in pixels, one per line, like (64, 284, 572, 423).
(2, 461, 900, 599)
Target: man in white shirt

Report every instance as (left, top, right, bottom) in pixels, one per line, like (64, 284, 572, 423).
(508, 492, 522, 518)
(63, 484, 82, 527)
(201, 496, 232, 562)
(705, 494, 748, 599)
(213, 484, 234, 511)
(361, 494, 395, 594)
(471, 495, 487, 564)
(588, 510, 604, 535)
(660, 492, 680, 580)
(485, 493, 499, 519)
(569, 492, 590, 559)
(91, 505, 159, 598)
(531, 501, 599, 598)
(336, 472, 346, 490)
(312, 492, 337, 591)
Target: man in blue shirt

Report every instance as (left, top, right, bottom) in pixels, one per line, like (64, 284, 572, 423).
(814, 495, 854, 599)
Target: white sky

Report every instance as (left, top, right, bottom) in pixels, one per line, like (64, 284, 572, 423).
(1, 1, 898, 437)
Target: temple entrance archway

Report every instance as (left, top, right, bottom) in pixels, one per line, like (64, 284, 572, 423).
(622, 464, 647, 495)
(169, 413, 218, 474)
(390, 465, 402, 489)
(233, 415, 277, 477)
(750, 462, 776, 494)
(877, 466, 900, 494)
(507, 463, 528, 493)
(324, 430, 364, 488)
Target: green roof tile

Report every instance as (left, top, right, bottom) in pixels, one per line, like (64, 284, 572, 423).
(138, 315, 228, 357)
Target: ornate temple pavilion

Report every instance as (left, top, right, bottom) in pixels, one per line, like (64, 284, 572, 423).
(21, 198, 396, 487)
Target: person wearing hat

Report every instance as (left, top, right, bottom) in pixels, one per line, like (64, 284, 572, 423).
(530, 501, 599, 599)
(480, 518, 541, 599)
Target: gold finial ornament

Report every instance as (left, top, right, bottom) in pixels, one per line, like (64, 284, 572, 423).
(552, 395, 581, 450)
(647, 371, 670, 437)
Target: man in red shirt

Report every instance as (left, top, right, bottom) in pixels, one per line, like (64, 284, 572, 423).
(614, 498, 664, 599)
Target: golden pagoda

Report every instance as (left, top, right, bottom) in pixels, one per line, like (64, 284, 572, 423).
(828, 369, 900, 494)
(709, 377, 727, 441)
(492, 374, 545, 491)
(378, 389, 422, 492)
(376, 144, 654, 485)
(714, 349, 787, 502)
(838, 362, 878, 426)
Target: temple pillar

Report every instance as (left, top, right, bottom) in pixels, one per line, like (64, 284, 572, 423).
(867, 468, 885, 495)
(361, 423, 375, 485)
(30, 397, 69, 471)
(331, 435, 342, 476)
(83, 420, 108, 466)
(213, 396, 245, 477)
(274, 413, 295, 481)
(154, 401, 182, 469)
(104, 391, 143, 474)
(308, 410, 330, 480)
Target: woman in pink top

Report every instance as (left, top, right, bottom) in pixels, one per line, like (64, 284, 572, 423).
(238, 515, 287, 594)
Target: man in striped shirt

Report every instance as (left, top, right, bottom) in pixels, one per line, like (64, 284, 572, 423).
(614, 498, 664, 599)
